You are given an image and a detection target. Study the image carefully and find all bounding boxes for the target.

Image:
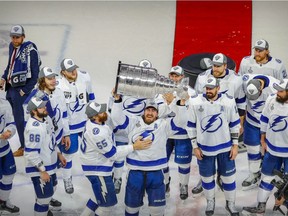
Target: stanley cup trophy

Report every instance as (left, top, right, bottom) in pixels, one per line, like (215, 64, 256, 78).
(115, 61, 189, 99)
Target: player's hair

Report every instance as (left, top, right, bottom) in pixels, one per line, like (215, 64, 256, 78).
(38, 77, 46, 91)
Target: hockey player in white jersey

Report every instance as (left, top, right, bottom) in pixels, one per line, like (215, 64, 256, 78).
(241, 74, 280, 190)
(243, 79, 288, 215)
(23, 66, 71, 210)
(79, 102, 152, 216)
(0, 98, 20, 214)
(24, 97, 66, 216)
(56, 58, 95, 194)
(108, 59, 152, 195)
(111, 90, 189, 216)
(187, 77, 241, 216)
(192, 53, 245, 196)
(162, 65, 197, 200)
(109, 59, 171, 195)
(239, 39, 287, 80)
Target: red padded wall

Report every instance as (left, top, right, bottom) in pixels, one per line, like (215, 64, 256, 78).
(173, 1, 252, 71)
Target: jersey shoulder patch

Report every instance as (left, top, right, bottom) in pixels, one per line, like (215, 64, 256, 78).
(32, 121, 40, 127)
(79, 70, 87, 74)
(92, 127, 100, 135)
(242, 74, 250, 81)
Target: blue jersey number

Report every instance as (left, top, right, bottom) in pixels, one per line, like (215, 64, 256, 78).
(96, 140, 107, 149)
(29, 134, 40, 142)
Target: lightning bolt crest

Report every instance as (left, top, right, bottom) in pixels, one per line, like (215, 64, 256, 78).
(39, 179, 46, 194)
(251, 101, 265, 110)
(202, 113, 221, 133)
(99, 177, 108, 202)
(270, 116, 286, 129)
(124, 98, 146, 110)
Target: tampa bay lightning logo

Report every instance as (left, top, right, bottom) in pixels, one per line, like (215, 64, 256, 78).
(69, 98, 85, 113)
(201, 113, 223, 133)
(123, 98, 146, 115)
(93, 127, 100, 135)
(131, 129, 155, 143)
(242, 75, 249, 81)
(269, 115, 288, 132)
(251, 101, 265, 113)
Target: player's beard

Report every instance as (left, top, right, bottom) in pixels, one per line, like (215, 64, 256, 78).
(276, 94, 288, 104)
(37, 110, 48, 118)
(206, 92, 217, 99)
(97, 112, 108, 123)
(143, 115, 157, 124)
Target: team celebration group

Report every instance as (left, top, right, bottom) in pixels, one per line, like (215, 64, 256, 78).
(0, 24, 288, 216)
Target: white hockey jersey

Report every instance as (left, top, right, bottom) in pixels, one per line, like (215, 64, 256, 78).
(56, 70, 95, 134)
(241, 74, 279, 128)
(80, 119, 134, 176)
(23, 87, 70, 145)
(260, 95, 288, 157)
(194, 69, 245, 110)
(187, 93, 240, 156)
(108, 95, 171, 143)
(111, 100, 188, 171)
(24, 116, 58, 177)
(0, 98, 16, 157)
(239, 55, 287, 80)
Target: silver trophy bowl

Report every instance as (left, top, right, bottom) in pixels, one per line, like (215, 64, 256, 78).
(115, 61, 189, 99)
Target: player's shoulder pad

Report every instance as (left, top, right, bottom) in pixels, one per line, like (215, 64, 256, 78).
(275, 58, 282, 64)
(243, 56, 250, 59)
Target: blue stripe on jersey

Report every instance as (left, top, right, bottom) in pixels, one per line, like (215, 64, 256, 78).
(247, 111, 260, 124)
(187, 121, 196, 128)
(89, 93, 95, 101)
(126, 157, 167, 167)
(260, 115, 269, 123)
(235, 96, 246, 104)
(63, 111, 68, 118)
(113, 116, 129, 133)
(56, 128, 64, 143)
(171, 119, 187, 135)
(6, 122, 16, 127)
(0, 144, 9, 153)
(26, 162, 57, 173)
(69, 121, 86, 130)
(24, 147, 40, 153)
(266, 138, 288, 153)
(198, 140, 232, 152)
(113, 161, 125, 168)
(229, 119, 240, 128)
(103, 146, 117, 158)
(82, 165, 113, 172)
